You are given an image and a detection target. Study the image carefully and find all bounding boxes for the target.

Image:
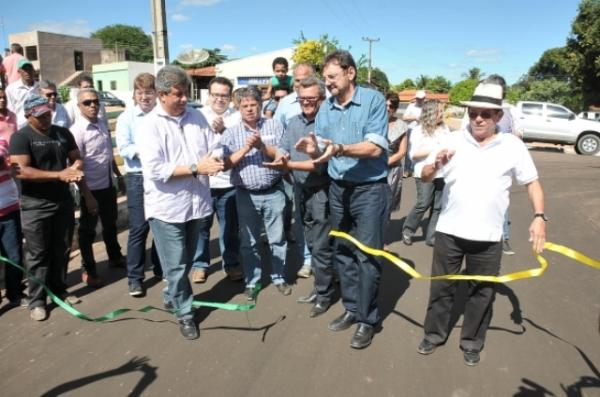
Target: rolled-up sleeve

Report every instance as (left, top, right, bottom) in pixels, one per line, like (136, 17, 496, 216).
(137, 117, 176, 183)
(364, 94, 389, 150)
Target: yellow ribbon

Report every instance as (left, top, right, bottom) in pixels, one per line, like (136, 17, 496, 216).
(329, 231, 600, 283)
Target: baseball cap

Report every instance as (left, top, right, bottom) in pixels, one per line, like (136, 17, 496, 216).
(17, 58, 33, 70)
(415, 90, 426, 99)
(24, 95, 52, 117)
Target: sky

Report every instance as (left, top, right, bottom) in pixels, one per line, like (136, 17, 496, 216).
(1, 0, 582, 85)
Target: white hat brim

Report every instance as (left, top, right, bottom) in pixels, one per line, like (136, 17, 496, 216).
(460, 100, 504, 109)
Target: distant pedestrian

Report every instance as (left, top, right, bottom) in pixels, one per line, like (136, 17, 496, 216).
(39, 80, 71, 128)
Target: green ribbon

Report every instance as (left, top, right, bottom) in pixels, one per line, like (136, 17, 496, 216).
(0, 255, 259, 322)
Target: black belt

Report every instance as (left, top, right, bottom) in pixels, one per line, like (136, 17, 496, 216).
(127, 171, 143, 175)
(240, 179, 282, 194)
(332, 177, 386, 188)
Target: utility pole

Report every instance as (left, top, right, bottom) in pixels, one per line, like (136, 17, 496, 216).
(151, 0, 169, 74)
(362, 37, 380, 84)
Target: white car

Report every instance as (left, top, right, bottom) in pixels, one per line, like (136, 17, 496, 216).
(516, 101, 600, 155)
(578, 111, 600, 122)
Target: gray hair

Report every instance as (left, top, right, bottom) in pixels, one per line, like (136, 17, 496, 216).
(299, 76, 326, 98)
(293, 62, 315, 75)
(77, 88, 98, 102)
(156, 65, 190, 94)
(38, 79, 56, 91)
(235, 86, 262, 107)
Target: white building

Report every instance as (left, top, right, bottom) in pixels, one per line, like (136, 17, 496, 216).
(92, 61, 155, 104)
(215, 48, 294, 89)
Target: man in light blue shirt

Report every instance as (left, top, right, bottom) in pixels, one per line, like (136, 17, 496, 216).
(116, 73, 162, 297)
(274, 62, 315, 129)
(296, 50, 390, 349)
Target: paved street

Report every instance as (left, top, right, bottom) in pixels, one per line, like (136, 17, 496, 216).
(1, 150, 599, 397)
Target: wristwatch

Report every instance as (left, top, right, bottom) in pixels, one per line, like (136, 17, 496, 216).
(534, 213, 549, 221)
(335, 143, 345, 157)
(190, 163, 198, 178)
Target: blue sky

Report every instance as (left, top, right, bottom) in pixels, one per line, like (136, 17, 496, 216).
(1, 0, 581, 85)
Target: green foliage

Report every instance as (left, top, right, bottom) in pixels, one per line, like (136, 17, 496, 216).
(462, 67, 485, 81)
(517, 79, 583, 112)
(292, 33, 340, 73)
(172, 48, 228, 69)
(528, 47, 577, 80)
(415, 75, 429, 89)
(392, 79, 416, 92)
(426, 75, 453, 93)
(58, 85, 70, 104)
(91, 24, 153, 62)
(449, 79, 478, 105)
(357, 67, 389, 91)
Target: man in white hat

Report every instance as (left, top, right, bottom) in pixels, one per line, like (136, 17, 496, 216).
(415, 82, 547, 366)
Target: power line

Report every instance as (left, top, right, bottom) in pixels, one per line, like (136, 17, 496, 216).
(362, 37, 379, 83)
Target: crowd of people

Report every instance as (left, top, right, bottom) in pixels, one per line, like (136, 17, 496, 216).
(0, 44, 548, 366)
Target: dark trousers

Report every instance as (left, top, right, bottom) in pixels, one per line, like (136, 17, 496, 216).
(0, 210, 24, 301)
(329, 181, 390, 325)
(126, 173, 161, 284)
(423, 232, 502, 352)
(79, 186, 122, 276)
(298, 184, 334, 303)
(403, 177, 444, 244)
(21, 200, 74, 308)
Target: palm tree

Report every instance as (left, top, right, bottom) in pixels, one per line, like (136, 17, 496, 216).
(462, 67, 485, 81)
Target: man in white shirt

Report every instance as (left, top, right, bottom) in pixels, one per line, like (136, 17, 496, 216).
(65, 75, 107, 128)
(38, 80, 70, 128)
(402, 90, 426, 176)
(416, 82, 546, 366)
(190, 77, 243, 284)
(6, 59, 39, 128)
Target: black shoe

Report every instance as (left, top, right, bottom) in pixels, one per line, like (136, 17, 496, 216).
(328, 311, 356, 332)
(7, 294, 29, 308)
(502, 240, 515, 255)
(179, 319, 199, 340)
(309, 301, 331, 318)
(425, 238, 435, 247)
(128, 283, 145, 297)
(164, 301, 174, 310)
(463, 349, 480, 366)
(402, 233, 413, 246)
(417, 339, 437, 355)
(276, 283, 292, 296)
(350, 323, 375, 349)
(245, 287, 256, 301)
(297, 290, 318, 304)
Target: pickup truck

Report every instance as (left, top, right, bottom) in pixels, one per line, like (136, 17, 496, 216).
(516, 101, 600, 155)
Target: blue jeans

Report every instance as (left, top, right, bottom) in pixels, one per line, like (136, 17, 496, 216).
(149, 217, 208, 320)
(192, 187, 240, 271)
(235, 182, 287, 287)
(293, 187, 312, 267)
(403, 178, 444, 244)
(0, 211, 24, 301)
(329, 180, 390, 326)
(126, 173, 161, 285)
(503, 211, 510, 241)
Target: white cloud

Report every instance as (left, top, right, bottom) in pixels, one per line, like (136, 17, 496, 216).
(181, 0, 223, 5)
(172, 14, 190, 22)
(179, 43, 194, 49)
(221, 43, 236, 52)
(465, 49, 501, 63)
(28, 19, 92, 37)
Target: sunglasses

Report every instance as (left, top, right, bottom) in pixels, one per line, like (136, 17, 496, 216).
(298, 96, 319, 103)
(468, 110, 495, 120)
(45, 92, 58, 98)
(82, 99, 100, 107)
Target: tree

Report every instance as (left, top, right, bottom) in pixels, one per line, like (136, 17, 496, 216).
(528, 47, 577, 80)
(392, 78, 416, 92)
(415, 74, 430, 89)
(448, 79, 478, 105)
(462, 67, 485, 81)
(91, 24, 153, 62)
(292, 33, 340, 73)
(357, 67, 389, 91)
(519, 79, 582, 111)
(172, 48, 228, 69)
(426, 75, 452, 93)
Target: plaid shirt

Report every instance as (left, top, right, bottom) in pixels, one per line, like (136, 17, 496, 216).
(222, 118, 283, 191)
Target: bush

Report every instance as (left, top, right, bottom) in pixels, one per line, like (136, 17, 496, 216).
(58, 85, 70, 104)
(448, 79, 478, 105)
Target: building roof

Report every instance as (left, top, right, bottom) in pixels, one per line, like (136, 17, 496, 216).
(398, 89, 449, 102)
(186, 66, 216, 77)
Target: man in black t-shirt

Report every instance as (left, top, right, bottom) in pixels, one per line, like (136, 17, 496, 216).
(9, 95, 97, 321)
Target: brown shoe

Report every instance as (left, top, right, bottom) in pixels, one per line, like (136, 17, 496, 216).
(192, 269, 207, 283)
(225, 266, 244, 281)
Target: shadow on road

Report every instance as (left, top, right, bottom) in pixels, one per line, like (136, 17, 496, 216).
(39, 356, 157, 397)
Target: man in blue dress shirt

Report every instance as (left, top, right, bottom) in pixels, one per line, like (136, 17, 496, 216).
(296, 50, 390, 349)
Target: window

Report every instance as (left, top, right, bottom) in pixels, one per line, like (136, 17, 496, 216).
(547, 104, 572, 120)
(521, 103, 543, 116)
(110, 81, 117, 90)
(25, 46, 38, 61)
(74, 51, 84, 71)
(97, 81, 103, 91)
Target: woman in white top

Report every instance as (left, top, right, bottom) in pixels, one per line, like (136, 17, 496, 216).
(401, 100, 450, 246)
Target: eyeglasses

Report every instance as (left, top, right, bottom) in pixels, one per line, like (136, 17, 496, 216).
(45, 92, 58, 98)
(298, 96, 319, 103)
(468, 110, 495, 120)
(81, 99, 100, 107)
(210, 93, 230, 100)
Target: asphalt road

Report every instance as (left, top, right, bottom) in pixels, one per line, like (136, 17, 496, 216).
(1, 149, 599, 397)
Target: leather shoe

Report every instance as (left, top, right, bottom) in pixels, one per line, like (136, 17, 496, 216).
(350, 323, 375, 349)
(275, 282, 292, 296)
(297, 290, 317, 304)
(179, 319, 199, 340)
(463, 349, 480, 366)
(309, 301, 330, 318)
(328, 311, 356, 332)
(417, 339, 437, 355)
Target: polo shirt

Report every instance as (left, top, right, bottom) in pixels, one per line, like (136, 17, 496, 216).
(426, 129, 538, 241)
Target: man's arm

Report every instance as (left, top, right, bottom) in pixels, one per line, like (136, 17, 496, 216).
(526, 179, 546, 253)
(67, 149, 98, 215)
(11, 154, 83, 182)
(223, 134, 259, 170)
(115, 112, 139, 161)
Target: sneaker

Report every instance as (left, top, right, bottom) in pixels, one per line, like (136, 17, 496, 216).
(275, 283, 292, 296)
(502, 240, 515, 255)
(82, 271, 103, 288)
(417, 339, 437, 355)
(62, 294, 81, 305)
(463, 349, 481, 366)
(244, 286, 256, 301)
(296, 265, 312, 278)
(30, 307, 47, 321)
(179, 319, 199, 340)
(192, 269, 207, 283)
(128, 283, 145, 297)
(8, 294, 29, 308)
(402, 232, 413, 246)
(225, 265, 244, 281)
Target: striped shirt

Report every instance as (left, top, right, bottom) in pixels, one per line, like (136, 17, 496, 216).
(221, 118, 283, 191)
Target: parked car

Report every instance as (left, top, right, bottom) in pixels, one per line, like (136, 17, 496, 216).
(578, 111, 600, 122)
(516, 101, 600, 155)
(98, 91, 125, 107)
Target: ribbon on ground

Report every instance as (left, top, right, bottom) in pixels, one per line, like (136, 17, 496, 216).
(0, 255, 259, 321)
(330, 230, 600, 283)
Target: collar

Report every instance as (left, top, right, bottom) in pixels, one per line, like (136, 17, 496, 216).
(243, 117, 265, 133)
(463, 127, 501, 149)
(81, 116, 105, 132)
(329, 84, 361, 110)
(14, 80, 38, 90)
(298, 112, 316, 125)
(156, 103, 188, 125)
